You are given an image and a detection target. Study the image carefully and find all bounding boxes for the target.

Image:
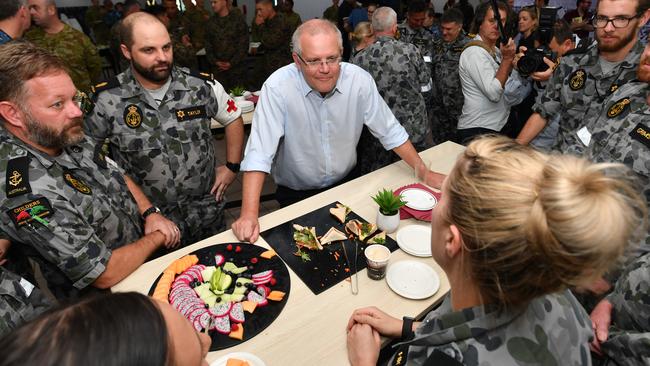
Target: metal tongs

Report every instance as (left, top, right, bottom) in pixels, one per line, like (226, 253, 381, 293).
(341, 239, 359, 295)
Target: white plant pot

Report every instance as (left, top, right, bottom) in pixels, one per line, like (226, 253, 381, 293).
(376, 210, 400, 233)
(233, 96, 246, 103)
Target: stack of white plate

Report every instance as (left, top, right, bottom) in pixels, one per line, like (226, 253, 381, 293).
(236, 100, 254, 113)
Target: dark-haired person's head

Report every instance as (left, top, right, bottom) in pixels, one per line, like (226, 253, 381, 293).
(122, 0, 141, 16)
(471, 1, 507, 43)
(407, 0, 427, 29)
(549, 19, 575, 56)
(576, 0, 592, 11)
(120, 12, 173, 84)
(27, 0, 58, 27)
(0, 0, 30, 38)
(147, 4, 170, 26)
(0, 292, 211, 366)
(441, 8, 463, 42)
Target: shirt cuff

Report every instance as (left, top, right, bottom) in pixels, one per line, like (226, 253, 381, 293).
(241, 153, 273, 174)
(69, 247, 112, 290)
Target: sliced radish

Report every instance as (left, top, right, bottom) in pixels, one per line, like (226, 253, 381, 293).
(229, 302, 245, 323)
(214, 315, 231, 334)
(214, 254, 225, 266)
(209, 302, 232, 317)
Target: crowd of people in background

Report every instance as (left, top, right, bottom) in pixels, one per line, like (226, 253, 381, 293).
(0, 0, 649, 365)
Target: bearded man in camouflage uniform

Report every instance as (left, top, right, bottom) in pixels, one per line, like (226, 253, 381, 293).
(25, 0, 102, 93)
(206, 0, 249, 91)
(0, 41, 180, 300)
(353, 7, 432, 175)
(85, 13, 245, 247)
(517, 0, 650, 155)
(430, 8, 469, 144)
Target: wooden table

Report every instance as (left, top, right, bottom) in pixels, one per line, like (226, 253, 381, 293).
(112, 141, 465, 365)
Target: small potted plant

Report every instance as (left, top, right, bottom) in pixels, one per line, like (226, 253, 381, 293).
(372, 188, 406, 233)
(229, 86, 247, 102)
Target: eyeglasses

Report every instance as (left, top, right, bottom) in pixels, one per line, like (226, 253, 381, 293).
(592, 14, 641, 28)
(296, 53, 342, 68)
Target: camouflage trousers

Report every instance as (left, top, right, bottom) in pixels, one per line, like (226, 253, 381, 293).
(430, 112, 459, 145)
(161, 194, 227, 248)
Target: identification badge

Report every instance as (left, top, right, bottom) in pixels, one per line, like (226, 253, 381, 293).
(629, 123, 650, 149)
(175, 105, 207, 122)
(607, 97, 631, 118)
(123, 104, 143, 128)
(569, 69, 586, 90)
(423, 56, 431, 63)
(577, 126, 592, 146)
(63, 171, 92, 195)
(19, 277, 35, 297)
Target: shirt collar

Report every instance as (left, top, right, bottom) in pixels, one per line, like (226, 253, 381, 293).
(119, 66, 190, 100)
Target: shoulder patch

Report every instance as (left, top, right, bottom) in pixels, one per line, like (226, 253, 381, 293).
(7, 197, 54, 228)
(607, 97, 631, 118)
(184, 69, 215, 82)
(569, 69, 586, 90)
(63, 171, 92, 195)
(6, 156, 31, 198)
(90, 77, 120, 101)
(630, 123, 650, 149)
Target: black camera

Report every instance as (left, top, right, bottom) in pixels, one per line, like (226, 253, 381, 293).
(518, 7, 559, 76)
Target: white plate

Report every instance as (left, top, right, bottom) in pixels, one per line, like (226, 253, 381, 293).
(386, 260, 439, 299)
(236, 100, 254, 112)
(400, 188, 437, 211)
(211, 352, 266, 366)
(396, 225, 432, 257)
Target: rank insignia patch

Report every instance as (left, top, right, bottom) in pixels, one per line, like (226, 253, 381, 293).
(7, 198, 54, 228)
(63, 171, 92, 195)
(124, 104, 143, 128)
(630, 123, 650, 149)
(175, 106, 207, 122)
(569, 69, 586, 90)
(6, 157, 31, 198)
(607, 98, 631, 118)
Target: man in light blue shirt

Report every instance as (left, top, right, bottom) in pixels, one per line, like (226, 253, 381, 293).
(232, 18, 445, 243)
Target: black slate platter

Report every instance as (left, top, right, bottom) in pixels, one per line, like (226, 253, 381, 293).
(260, 201, 398, 295)
(148, 242, 290, 351)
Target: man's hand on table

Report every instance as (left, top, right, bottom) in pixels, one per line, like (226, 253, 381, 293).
(144, 213, 180, 248)
(232, 213, 260, 243)
(589, 298, 613, 355)
(347, 306, 402, 338)
(212, 165, 237, 202)
(347, 323, 381, 366)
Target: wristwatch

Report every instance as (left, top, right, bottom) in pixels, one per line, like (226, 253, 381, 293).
(402, 316, 415, 340)
(142, 206, 161, 220)
(225, 161, 240, 173)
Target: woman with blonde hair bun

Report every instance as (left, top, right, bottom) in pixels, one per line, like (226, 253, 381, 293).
(348, 21, 375, 61)
(347, 135, 646, 366)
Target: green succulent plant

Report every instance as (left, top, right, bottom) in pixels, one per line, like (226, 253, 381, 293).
(229, 86, 246, 96)
(372, 188, 406, 216)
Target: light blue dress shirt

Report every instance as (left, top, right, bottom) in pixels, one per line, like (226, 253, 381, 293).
(241, 62, 409, 190)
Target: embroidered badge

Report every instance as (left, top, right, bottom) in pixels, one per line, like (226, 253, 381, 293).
(227, 99, 238, 113)
(607, 98, 631, 118)
(630, 123, 650, 149)
(6, 156, 31, 198)
(123, 104, 143, 128)
(569, 69, 586, 90)
(175, 106, 206, 122)
(63, 171, 92, 195)
(7, 198, 54, 228)
(610, 84, 619, 93)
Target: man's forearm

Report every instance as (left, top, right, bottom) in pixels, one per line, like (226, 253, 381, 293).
(240, 171, 266, 217)
(392, 140, 423, 170)
(516, 113, 548, 144)
(225, 117, 245, 164)
(496, 58, 514, 88)
(93, 231, 165, 288)
(124, 175, 154, 214)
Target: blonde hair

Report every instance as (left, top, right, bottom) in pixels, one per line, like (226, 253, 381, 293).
(445, 136, 646, 308)
(349, 21, 374, 44)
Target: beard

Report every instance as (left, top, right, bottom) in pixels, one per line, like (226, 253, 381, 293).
(131, 57, 172, 83)
(596, 24, 637, 53)
(23, 109, 84, 149)
(638, 55, 650, 82)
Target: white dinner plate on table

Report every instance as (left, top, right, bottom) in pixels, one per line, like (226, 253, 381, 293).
(211, 352, 266, 366)
(386, 260, 440, 300)
(396, 225, 432, 257)
(236, 100, 254, 113)
(400, 188, 437, 211)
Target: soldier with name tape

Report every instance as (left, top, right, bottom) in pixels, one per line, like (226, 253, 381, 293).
(0, 41, 180, 300)
(85, 12, 245, 247)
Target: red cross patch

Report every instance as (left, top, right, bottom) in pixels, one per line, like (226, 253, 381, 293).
(227, 99, 238, 113)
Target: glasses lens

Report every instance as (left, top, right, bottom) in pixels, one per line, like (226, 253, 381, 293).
(612, 17, 630, 27)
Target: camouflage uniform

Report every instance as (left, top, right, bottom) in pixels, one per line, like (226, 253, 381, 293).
(601, 252, 650, 365)
(181, 6, 209, 50)
(0, 128, 142, 299)
(430, 32, 470, 144)
(323, 5, 338, 23)
(168, 16, 198, 70)
(392, 290, 593, 365)
(0, 267, 52, 337)
(205, 10, 249, 91)
(85, 67, 240, 246)
(25, 24, 102, 93)
(284, 11, 302, 35)
(85, 4, 110, 45)
(534, 41, 644, 155)
(353, 35, 431, 175)
(255, 13, 292, 82)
